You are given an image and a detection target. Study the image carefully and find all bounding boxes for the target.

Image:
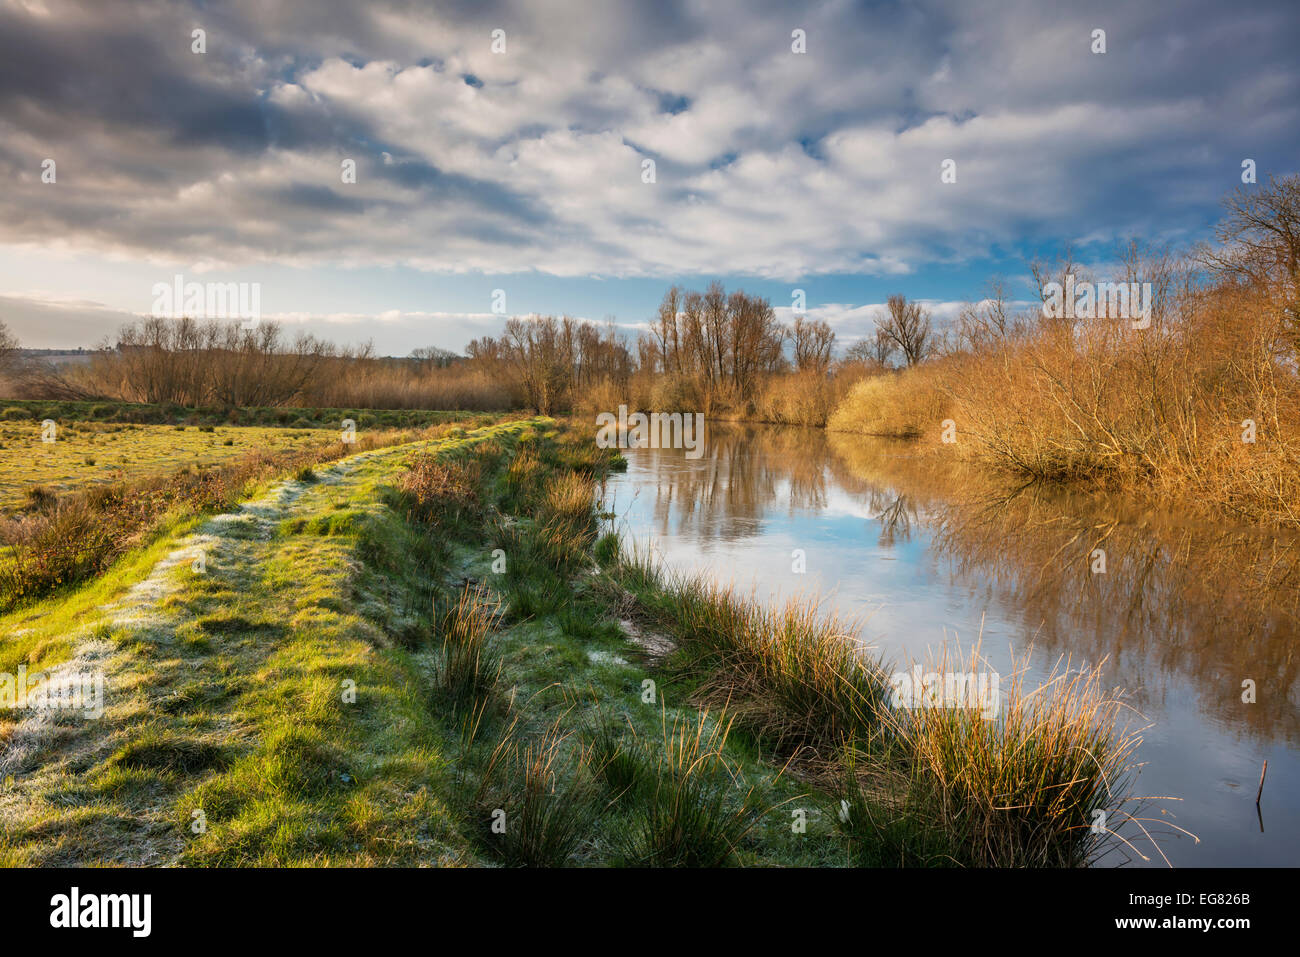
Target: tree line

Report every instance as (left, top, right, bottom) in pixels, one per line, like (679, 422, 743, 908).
(0, 290, 937, 415)
(9, 173, 1293, 416)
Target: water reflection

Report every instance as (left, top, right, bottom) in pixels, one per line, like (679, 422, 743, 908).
(605, 422, 1300, 866)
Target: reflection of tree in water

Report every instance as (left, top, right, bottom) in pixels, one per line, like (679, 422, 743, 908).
(630, 425, 1300, 746)
(824, 430, 1300, 746)
(642, 423, 831, 541)
(933, 484, 1300, 746)
(870, 491, 915, 545)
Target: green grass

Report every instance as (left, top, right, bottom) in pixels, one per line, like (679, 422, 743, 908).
(399, 425, 847, 867)
(473, 718, 607, 866)
(0, 412, 504, 612)
(619, 709, 776, 866)
(0, 422, 528, 866)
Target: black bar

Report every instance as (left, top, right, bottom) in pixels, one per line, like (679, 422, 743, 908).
(1, 867, 1280, 942)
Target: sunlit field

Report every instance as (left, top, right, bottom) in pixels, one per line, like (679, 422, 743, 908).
(0, 407, 494, 613)
(0, 420, 336, 511)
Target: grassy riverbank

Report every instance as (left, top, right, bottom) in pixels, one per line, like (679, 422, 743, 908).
(1, 417, 1150, 866)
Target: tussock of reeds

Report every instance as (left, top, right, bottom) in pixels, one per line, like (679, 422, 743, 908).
(607, 549, 1159, 866)
(616, 553, 890, 753)
(436, 583, 503, 712)
(623, 709, 771, 867)
(880, 646, 1147, 867)
(474, 718, 605, 867)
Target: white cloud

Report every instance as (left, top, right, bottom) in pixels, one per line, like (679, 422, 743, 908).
(0, 0, 1295, 288)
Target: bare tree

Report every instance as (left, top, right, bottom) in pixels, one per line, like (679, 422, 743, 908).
(472, 315, 634, 413)
(841, 330, 894, 375)
(1205, 174, 1300, 348)
(638, 283, 787, 401)
(1209, 175, 1300, 288)
(870, 325, 895, 367)
(951, 278, 1023, 354)
(875, 294, 933, 366)
(790, 315, 835, 374)
(500, 316, 568, 413)
(0, 319, 19, 375)
(680, 290, 708, 382)
(205, 322, 334, 408)
(34, 317, 337, 407)
(652, 285, 683, 376)
(410, 346, 460, 368)
(703, 280, 729, 384)
(728, 289, 786, 391)
(1028, 247, 1091, 333)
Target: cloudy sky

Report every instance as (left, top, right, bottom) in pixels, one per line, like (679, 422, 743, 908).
(1, 0, 1297, 353)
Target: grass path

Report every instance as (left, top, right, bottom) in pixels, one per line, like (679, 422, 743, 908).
(0, 424, 527, 865)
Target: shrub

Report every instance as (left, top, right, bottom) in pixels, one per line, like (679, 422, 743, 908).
(398, 455, 483, 530)
(827, 366, 951, 438)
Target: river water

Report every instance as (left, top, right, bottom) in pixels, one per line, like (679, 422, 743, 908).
(602, 422, 1299, 867)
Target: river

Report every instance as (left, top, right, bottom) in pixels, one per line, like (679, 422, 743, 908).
(602, 422, 1299, 867)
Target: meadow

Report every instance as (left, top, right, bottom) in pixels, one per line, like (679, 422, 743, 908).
(0, 398, 481, 431)
(0, 420, 337, 511)
(0, 405, 499, 613)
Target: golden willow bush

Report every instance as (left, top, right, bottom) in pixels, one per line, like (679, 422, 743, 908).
(830, 278, 1299, 526)
(829, 177, 1300, 527)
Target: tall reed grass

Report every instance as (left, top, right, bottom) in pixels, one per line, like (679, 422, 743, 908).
(623, 709, 771, 867)
(615, 554, 890, 752)
(827, 281, 1300, 527)
(435, 583, 503, 713)
(474, 718, 605, 867)
(880, 647, 1147, 867)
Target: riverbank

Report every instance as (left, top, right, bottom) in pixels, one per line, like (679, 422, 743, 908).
(0, 418, 1151, 866)
(432, 420, 1154, 866)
